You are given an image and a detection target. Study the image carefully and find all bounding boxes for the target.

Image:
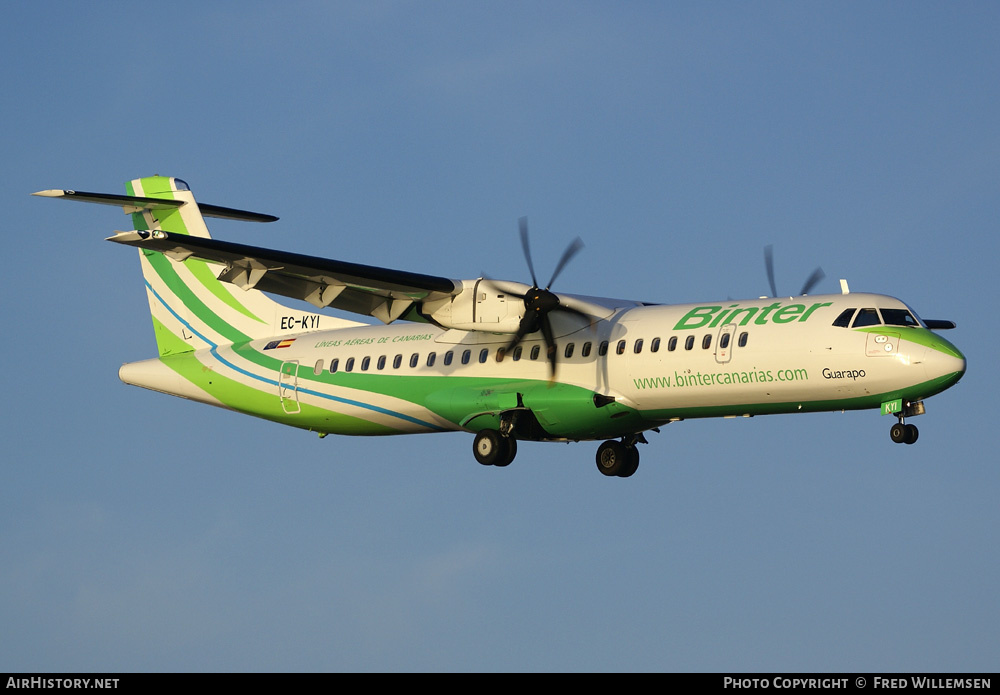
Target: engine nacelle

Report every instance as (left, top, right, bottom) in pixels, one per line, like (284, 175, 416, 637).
(424, 278, 526, 333)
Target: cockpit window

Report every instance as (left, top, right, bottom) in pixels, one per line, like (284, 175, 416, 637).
(880, 308, 919, 327)
(852, 308, 881, 328)
(832, 308, 857, 328)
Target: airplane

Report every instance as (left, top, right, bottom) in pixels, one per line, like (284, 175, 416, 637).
(35, 176, 966, 477)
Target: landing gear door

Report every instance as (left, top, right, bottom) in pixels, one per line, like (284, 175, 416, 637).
(715, 324, 737, 364)
(278, 360, 301, 414)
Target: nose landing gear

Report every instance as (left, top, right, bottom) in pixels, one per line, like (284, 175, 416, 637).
(890, 420, 919, 445)
(888, 400, 924, 445)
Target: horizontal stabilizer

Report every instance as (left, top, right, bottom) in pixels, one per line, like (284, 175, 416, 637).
(32, 189, 277, 223)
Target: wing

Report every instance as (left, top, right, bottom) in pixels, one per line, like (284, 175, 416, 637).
(109, 230, 460, 324)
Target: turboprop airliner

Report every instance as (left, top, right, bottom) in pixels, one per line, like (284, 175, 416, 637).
(35, 176, 966, 477)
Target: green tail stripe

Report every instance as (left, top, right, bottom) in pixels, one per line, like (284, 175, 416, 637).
(147, 251, 252, 345)
(185, 258, 267, 324)
(150, 315, 193, 357)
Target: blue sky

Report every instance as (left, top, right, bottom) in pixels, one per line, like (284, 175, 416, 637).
(2, 2, 997, 672)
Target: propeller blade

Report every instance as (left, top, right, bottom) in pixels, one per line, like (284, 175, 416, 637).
(539, 315, 558, 379)
(504, 314, 537, 354)
(764, 245, 777, 298)
(518, 217, 539, 288)
(554, 303, 600, 329)
(479, 276, 528, 301)
(547, 237, 584, 289)
(800, 267, 825, 295)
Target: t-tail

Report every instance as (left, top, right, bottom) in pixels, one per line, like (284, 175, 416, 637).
(35, 176, 347, 356)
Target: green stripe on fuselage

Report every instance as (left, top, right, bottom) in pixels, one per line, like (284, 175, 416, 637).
(854, 325, 964, 358)
(158, 351, 404, 435)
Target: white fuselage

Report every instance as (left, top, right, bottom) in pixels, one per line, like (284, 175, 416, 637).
(119, 291, 965, 440)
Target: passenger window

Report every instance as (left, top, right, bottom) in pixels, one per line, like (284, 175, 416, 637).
(634, 339, 643, 354)
(833, 308, 857, 328)
(496, 348, 506, 362)
(426, 352, 436, 367)
(513, 346, 522, 361)
(314, 359, 324, 375)
(685, 335, 694, 350)
(599, 341, 609, 356)
(409, 353, 419, 368)
(738, 332, 748, 347)
(444, 351, 453, 366)
(479, 348, 488, 364)
(668, 336, 677, 352)
(702, 334, 712, 349)
(616, 340, 626, 355)
(651, 337, 660, 353)
(852, 308, 881, 327)
(361, 356, 370, 371)
(393, 354, 403, 369)
(565, 343, 574, 359)
(581, 342, 592, 357)
(376, 356, 386, 370)
(329, 358, 339, 374)
(530, 345, 540, 360)
(345, 357, 355, 372)
(720, 333, 730, 349)
(462, 350, 471, 365)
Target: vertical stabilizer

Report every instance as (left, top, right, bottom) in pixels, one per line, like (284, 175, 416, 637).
(124, 176, 327, 356)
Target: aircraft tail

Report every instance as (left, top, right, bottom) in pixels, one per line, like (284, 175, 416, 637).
(38, 176, 346, 356)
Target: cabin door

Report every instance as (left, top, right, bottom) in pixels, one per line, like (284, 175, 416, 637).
(715, 324, 737, 364)
(278, 360, 301, 414)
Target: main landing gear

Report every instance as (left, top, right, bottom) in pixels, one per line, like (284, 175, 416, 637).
(595, 438, 641, 478)
(473, 429, 518, 467)
(472, 429, 643, 477)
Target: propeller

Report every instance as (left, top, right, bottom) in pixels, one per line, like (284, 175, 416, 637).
(493, 217, 597, 379)
(764, 244, 826, 296)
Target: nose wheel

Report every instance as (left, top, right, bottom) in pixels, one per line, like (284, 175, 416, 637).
(890, 420, 919, 445)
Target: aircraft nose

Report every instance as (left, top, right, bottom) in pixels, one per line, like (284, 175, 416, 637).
(923, 337, 966, 387)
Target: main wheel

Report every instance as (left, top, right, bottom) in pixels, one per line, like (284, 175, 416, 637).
(474, 429, 504, 465)
(473, 429, 515, 466)
(904, 423, 919, 445)
(617, 446, 640, 478)
(494, 437, 517, 467)
(596, 440, 628, 476)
